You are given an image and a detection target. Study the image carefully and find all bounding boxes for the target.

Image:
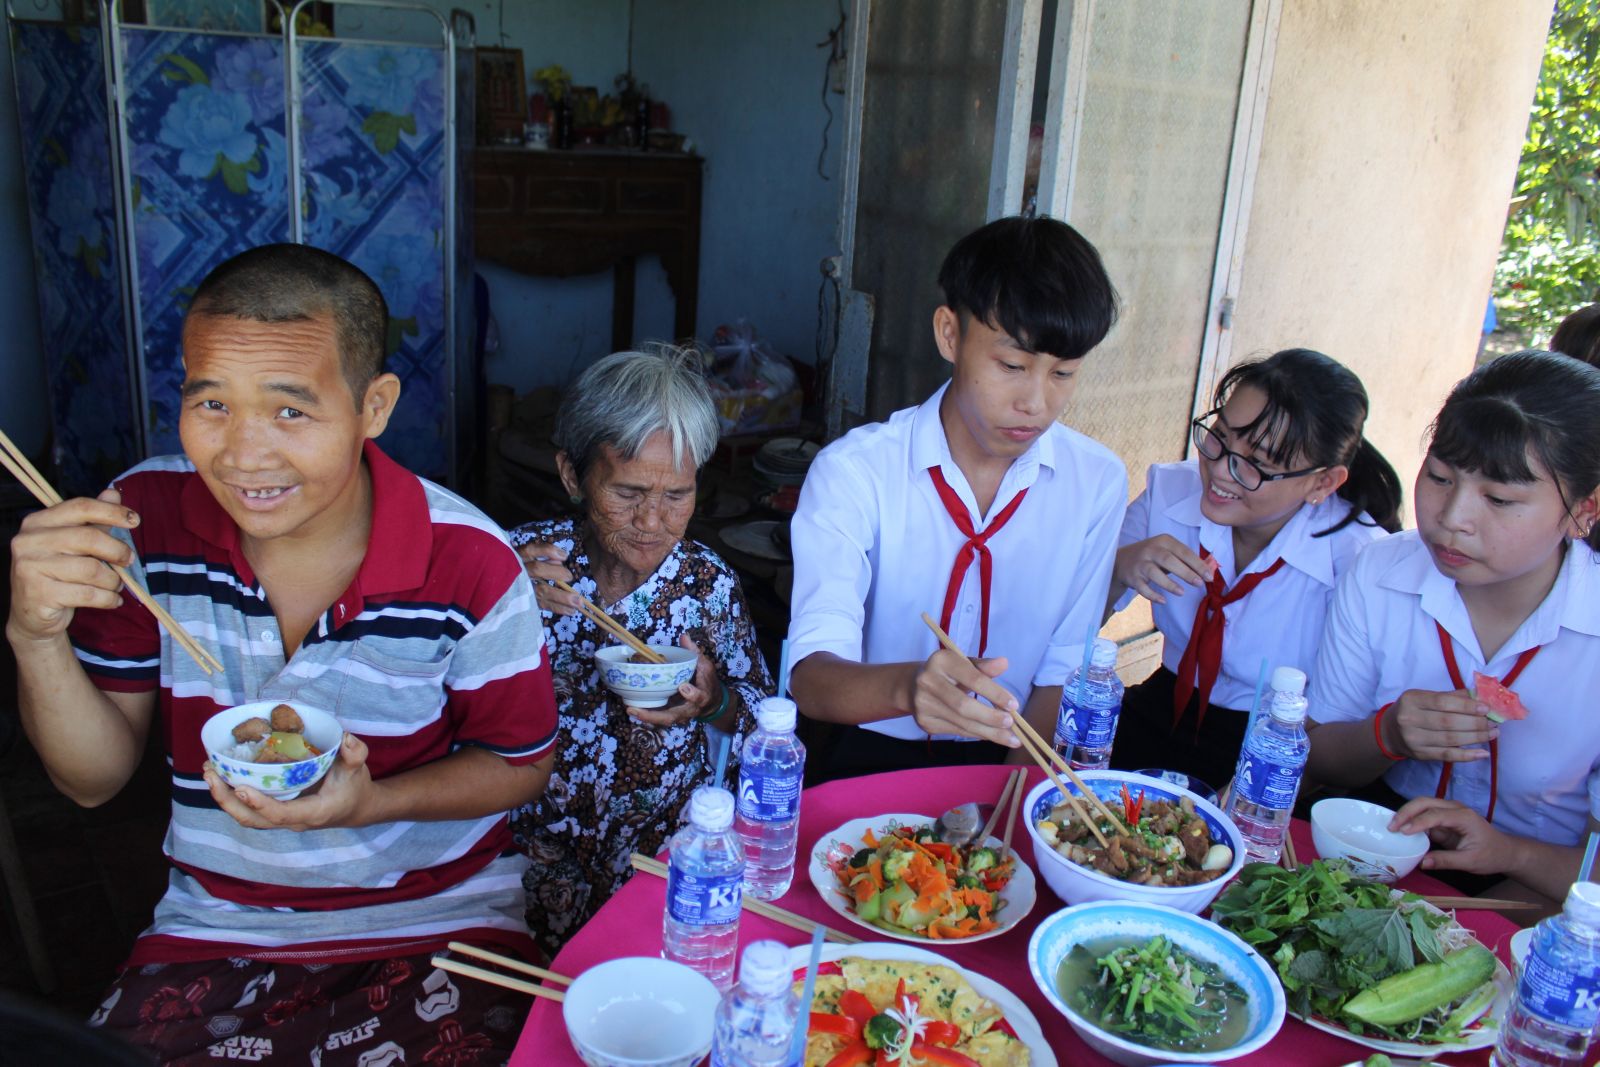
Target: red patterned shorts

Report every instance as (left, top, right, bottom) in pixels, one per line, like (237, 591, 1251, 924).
(87, 949, 530, 1066)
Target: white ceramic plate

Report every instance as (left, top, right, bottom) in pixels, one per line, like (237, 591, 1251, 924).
(807, 813, 1036, 945)
(1295, 898, 1513, 1057)
(784, 941, 1058, 1067)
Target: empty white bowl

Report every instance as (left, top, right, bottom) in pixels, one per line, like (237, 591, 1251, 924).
(594, 644, 698, 709)
(1023, 771, 1245, 915)
(1309, 798, 1429, 883)
(562, 956, 719, 1067)
(201, 700, 343, 800)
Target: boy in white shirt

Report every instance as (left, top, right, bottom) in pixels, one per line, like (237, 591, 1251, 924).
(787, 216, 1126, 776)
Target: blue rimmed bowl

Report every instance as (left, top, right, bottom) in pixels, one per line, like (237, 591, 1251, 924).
(201, 700, 342, 800)
(594, 644, 698, 709)
(1023, 770, 1245, 914)
(1028, 901, 1285, 1066)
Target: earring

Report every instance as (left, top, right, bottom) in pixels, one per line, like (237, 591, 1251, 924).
(569, 494, 584, 505)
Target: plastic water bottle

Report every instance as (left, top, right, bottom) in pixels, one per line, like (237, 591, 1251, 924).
(1053, 638, 1124, 770)
(736, 698, 807, 900)
(1224, 666, 1310, 864)
(710, 939, 802, 1067)
(1493, 882, 1600, 1067)
(663, 785, 744, 991)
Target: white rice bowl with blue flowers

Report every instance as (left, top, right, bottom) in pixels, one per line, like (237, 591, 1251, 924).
(201, 701, 343, 800)
(593, 644, 697, 708)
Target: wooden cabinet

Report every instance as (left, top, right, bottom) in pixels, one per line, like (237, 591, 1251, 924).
(473, 148, 703, 351)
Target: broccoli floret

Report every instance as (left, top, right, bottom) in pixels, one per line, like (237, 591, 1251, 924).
(863, 1013, 903, 1050)
(881, 849, 913, 883)
(966, 847, 999, 873)
(913, 826, 938, 844)
(955, 873, 982, 890)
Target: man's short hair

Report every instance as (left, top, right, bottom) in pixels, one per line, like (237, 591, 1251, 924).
(186, 244, 389, 404)
(937, 215, 1118, 361)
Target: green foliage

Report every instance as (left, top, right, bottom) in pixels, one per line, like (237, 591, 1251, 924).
(1496, 0, 1600, 339)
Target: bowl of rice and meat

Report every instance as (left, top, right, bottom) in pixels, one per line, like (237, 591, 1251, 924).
(201, 700, 343, 799)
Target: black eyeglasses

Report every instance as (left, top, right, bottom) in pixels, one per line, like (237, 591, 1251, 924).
(1190, 409, 1324, 491)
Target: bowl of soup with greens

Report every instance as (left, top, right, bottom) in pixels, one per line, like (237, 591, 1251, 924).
(1027, 901, 1284, 1066)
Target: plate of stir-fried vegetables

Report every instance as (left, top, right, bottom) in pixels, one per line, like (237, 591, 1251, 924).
(809, 814, 1037, 943)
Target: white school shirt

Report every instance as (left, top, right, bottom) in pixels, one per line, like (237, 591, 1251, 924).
(1116, 460, 1388, 712)
(1310, 531, 1600, 846)
(787, 381, 1128, 740)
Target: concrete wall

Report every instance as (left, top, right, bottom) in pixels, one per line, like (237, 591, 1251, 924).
(1228, 0, 1551, 508)
(0, 33, 49, 456)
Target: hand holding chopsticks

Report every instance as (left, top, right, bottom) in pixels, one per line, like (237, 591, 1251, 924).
(0, 427, 222, 674)
(552, 578, 666, 663)
(921, 613, 1131, 847)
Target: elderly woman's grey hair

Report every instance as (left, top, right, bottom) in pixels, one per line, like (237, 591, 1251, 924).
(554, 344, 721, 480)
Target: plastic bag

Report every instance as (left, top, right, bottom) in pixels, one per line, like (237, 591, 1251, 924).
(705, 320, 801, 436)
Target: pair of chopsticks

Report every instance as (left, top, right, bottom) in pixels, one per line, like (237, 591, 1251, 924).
(629, 852, 860, 944)
(1282, 828, 1299, 871)
(921, 613, 1131, 848)
(1418, 895, 1541, 912)
(552, 578, 665, 663)
(0, 428, 223, 674)
(978, 767, 1027, 860)
(430, 941, 571, 1002)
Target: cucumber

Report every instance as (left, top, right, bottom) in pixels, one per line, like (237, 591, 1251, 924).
(1342, 945, 1497, 1027)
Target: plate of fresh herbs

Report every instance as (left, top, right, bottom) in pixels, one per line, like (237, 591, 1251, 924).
(1209, 860, 1511, 1056)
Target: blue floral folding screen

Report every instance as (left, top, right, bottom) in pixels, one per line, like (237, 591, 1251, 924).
(11, 22, 139, 493)
(122, 28, 291, 455)
(8, 10, 467, 488)
(298, 38, 450, 477)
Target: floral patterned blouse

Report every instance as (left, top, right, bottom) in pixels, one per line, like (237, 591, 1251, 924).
(507, 517, 773, 957)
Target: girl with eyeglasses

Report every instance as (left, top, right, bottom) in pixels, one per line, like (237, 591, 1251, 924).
(1307, 352, 1600, 906)
(1103, 348, 1402, 789)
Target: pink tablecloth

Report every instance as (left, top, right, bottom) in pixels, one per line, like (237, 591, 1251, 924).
(512, 765, 1525, 1067)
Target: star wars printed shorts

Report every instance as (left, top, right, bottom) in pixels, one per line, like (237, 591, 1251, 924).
(86, 949, 531, 1066)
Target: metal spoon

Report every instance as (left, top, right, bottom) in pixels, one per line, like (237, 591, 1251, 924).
(933, 802, 995, 849)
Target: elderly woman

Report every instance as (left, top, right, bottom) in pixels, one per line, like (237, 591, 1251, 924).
(510, 346, 775, 956)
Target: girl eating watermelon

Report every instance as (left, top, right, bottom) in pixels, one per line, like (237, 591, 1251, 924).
(1306, 352, 1600, 909)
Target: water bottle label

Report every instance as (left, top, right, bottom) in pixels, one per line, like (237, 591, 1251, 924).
(666, 865, 743, 925)
(738, 766, 801, 822)
(1517, 942, 1600, 1030)
(1055, 697, 1118, 750)
(1235, 750, 1304, 810)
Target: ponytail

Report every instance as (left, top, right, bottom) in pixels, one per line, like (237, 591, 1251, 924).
(1329, 437, 1402, 534)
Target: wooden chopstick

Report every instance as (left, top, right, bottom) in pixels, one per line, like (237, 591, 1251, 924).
(446, 941, 572, 985)
(1282, 828, 1299, 870)
(1000, 764, 1025, 860)
(919, 612, 1125, 844)
(978, 769, 1021, 845)
(553, 578, 666, 663)
(629, 853, 860, 944)
(1418, 895, 1543, 912)
(431, 956, 565, 1001)
(0, 428, 223, 675)
(1216, 776, 1234, 810)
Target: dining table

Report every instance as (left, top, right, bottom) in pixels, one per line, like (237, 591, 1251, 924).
(510, 764, 1534, 1067)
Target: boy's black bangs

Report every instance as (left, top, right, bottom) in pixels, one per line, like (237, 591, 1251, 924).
(1429, 396, 1541, 484)
(963, 270, 1100, 361)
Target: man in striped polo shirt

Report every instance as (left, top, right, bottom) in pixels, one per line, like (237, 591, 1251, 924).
(8, 245, 558, 1063)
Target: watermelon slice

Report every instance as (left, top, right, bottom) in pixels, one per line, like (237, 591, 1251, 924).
(1474, 671, 1529, 724)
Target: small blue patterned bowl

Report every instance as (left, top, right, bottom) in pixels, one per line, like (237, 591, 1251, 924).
(1029, 901, 1285, 1065)
(201, 701, 343, 800)
(594, 644, 698, 709)
(1024, 771, 1245, 913)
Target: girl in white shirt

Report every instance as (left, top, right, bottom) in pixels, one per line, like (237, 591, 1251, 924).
(1308, 351, 1600, 906)
(1106, 349, 1401, 790)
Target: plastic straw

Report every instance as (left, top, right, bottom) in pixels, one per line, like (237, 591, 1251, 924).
(1075, 618, 1098, 705)
(776, 638, 791, 698)
(1248, 657, 1270, 731)
(789, 925, 827, 1064)
(1582, 831, 1599, 882)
